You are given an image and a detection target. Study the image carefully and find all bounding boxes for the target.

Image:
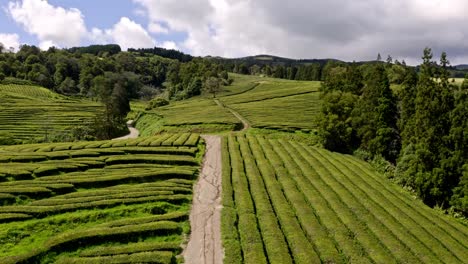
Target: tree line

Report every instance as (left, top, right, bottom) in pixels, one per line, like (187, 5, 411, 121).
(318, 48, 467, 215)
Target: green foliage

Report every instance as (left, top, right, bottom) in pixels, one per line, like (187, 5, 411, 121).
(222, 135, 468, 263)
(318, 49, 467, 213)
(318, 91, 358, 153)
(146, 97, 169, 110)
(0, 134, 202, 263)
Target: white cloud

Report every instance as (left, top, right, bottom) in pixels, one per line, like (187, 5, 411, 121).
(148, 22, 169, 34)
(133, 0, 468, 64)
(90, 17, 156, 51)
(0, 33, 20, 52)
(162, 41, 178, 50)
(7, 0, 87, 49)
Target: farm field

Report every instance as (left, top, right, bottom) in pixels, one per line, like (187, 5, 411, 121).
(221, 134, 468, 264)
(135, 74, 322, 135)
(0, 84, 101, 142)
(0, 133, 201, 264)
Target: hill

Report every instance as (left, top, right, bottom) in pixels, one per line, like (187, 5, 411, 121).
(222, 134, 468, 263)
(0, 133, 201, 263)
(135, 73, 321, 135)
(0, 84, 101, 143)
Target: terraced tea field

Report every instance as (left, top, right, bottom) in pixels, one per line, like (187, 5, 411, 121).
(135, 74, 321, 135)
(0, 133, 201, 263)
(0, 84, 101, 142)
(222, 134, 468, 264)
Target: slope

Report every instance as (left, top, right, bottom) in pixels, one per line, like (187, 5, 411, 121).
(0, 84, 101, 143)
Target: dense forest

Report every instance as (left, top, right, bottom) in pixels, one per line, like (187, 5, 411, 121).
(214, 54, 468, 81)
(317, 48, 467, 215)
(0, 44, 230, 138)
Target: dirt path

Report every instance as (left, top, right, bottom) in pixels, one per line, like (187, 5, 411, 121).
(183, 135, 223, 264)
(112, 120, 140, 140)
(214, 99, 250, 131)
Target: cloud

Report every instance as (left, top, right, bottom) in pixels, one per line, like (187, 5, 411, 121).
(90, 18, 156, 51)
(0, 33, 20, 51)
(161, 41, 178, 50)
(7, 0, 87, 49)
(148, 22, 169, 34)
(134, 0, 468, 64)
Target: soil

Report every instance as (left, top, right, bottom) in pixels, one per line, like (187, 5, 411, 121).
(112, 120, 139, 140)
(183, 135, 223, 264)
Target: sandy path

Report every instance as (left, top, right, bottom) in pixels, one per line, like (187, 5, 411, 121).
(214, 99, 250, 131)
(112, 120, 140, 140)
(183, 135, 223, 264)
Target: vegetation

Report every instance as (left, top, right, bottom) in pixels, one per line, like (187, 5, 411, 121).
(318, 48, 468, 214)
(222, 134, 468, 263)
(0, 133, 201, 263)
(0, 84, 100, 143)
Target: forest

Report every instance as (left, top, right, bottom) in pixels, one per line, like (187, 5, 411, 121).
(317, 48, 467, 214)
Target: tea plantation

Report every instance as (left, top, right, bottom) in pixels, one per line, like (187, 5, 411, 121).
(0, 133, 201, 263)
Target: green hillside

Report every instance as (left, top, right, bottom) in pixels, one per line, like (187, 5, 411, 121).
(222, 134, 468, 263)
(0, 84, 101, 143)
(135, 73, 321, 134)
(0, 133, 201, 263)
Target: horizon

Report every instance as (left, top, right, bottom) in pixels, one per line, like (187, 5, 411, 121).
(2, 0, 468, 65)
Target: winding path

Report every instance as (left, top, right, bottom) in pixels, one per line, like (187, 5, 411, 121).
(214, 99, 250, 131)
(112, 120, 140, 140)
(183, 135, 223, 264)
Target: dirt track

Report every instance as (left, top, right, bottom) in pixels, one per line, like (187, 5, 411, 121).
(183, 135, 223, 264)
(214, 99, 250, 131)
(112, 120, 139, 140)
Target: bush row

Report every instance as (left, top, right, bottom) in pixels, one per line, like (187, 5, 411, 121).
(56, 251, 175, 264)
(237, 136, 292, 264)
(79, 241, 181, 257)
(219, 137, 242, 264)
(227, 135, 266, 264)
(1, 221, 181, 264)
(0, 194, 191, 217)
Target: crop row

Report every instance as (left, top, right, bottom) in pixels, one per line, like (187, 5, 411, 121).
(1, 221, 181, 264)
(79, 241, 181, 257)
(0, 133, 200, 154)
(0, 194, 191, 219)
(55, 251, 175, 264)
(222, 135, 468, 263)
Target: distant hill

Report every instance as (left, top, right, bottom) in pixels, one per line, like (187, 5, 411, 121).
(455, 64, 468, 70)
(206, 54, 342, 67)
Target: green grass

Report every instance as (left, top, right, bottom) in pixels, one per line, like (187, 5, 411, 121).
(135, 74, 321, 135)
(222, 134, 468, 263)
(0, 134, 202, 263)
(136, 98, 241, 135)
(0, 84, 101, 143)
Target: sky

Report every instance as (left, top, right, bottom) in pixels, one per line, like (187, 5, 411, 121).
(1, 0, 468, 65)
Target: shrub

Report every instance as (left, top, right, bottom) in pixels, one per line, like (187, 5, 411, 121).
(146, 97, 169, 110)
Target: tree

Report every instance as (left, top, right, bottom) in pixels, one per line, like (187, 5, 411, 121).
(318, 91, 359, 153)
(352, 64, 400, 161)
(204, 77, 222, 98)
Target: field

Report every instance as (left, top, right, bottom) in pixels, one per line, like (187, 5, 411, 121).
(222, 134, 468, 264)
(0, 84, 101, 142)
(135, 74, 322, 135)
(0, 133, 202, 264)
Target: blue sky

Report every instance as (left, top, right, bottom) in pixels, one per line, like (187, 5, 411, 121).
(1, 0, 468, 64)
(0, 0, 187, 50)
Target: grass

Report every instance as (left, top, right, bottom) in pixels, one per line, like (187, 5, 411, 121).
(222, 134, 468, 263)
(0, 134, 202, 263)
(0, 84, 101, 143)
(135, 74, 321, 135)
